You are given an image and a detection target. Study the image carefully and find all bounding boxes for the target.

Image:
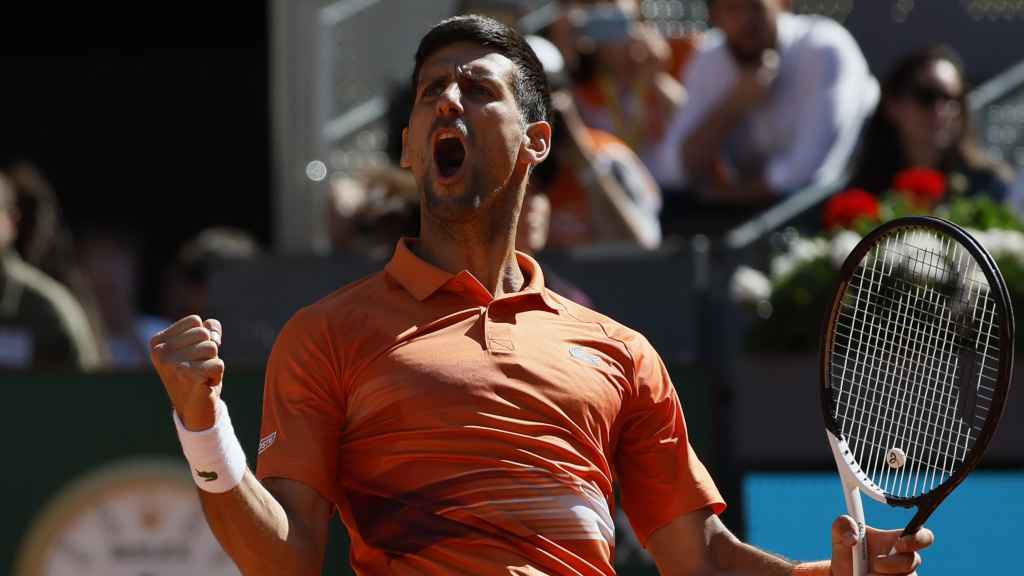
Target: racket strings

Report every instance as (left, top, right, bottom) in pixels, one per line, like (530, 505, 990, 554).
(838, 270, 1003, 351)
(831, 311, 998, 410)
(829, 228, 1001, 499)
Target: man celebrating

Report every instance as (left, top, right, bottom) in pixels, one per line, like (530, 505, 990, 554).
(150, 15, 930, 575)
(651, 0, 877, 204)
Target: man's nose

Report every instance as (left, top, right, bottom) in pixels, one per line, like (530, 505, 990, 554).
(437, 83, 464, 117)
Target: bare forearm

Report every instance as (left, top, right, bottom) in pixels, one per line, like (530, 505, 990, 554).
(705, 534, 796, 576)
(199, 471, 323, 575)
(681, 98, 747, 184)
(649, 510, 832, 576)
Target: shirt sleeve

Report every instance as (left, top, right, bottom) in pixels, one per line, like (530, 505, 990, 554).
(765, 23, 878, 192)
(614, 334, 725, 546)
(255, 306, 346, 505)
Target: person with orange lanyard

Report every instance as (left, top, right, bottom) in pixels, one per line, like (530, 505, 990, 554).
(525, 33, 663, 249)
(549, 0, 694, 172)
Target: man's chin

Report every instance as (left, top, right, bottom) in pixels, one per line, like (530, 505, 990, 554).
(430, 177, 466, 197)
(423, 179, 481, 222)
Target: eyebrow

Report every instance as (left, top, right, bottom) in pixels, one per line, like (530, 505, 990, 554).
(418, 63, 506, 88)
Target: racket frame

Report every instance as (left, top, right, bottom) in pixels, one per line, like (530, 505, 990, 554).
(820, 216, 1015, 535)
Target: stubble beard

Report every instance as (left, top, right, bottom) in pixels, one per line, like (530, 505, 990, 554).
(421, 162, 520, 244)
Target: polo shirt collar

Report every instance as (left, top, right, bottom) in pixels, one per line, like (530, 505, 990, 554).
(384, 238, 560, 312)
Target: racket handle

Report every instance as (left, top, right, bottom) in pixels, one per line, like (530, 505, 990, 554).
(842, 480, 869, 576)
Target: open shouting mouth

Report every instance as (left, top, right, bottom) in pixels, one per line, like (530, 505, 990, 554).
(432, 129, 467, 183)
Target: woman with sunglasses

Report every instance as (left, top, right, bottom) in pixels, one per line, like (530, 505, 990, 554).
(850, 44, 1015, 203)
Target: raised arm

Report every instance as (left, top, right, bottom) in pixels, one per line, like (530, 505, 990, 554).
(150, 315, 331, 575)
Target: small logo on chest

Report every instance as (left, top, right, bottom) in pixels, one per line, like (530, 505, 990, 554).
(568, 345, 602, 367)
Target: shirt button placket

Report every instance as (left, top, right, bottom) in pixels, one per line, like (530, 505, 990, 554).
(484, 303, 515, 354)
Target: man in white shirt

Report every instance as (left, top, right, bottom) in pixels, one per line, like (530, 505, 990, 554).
(651, 0, 878, 204)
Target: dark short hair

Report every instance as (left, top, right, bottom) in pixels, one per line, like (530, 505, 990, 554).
(412, 14, 550, 125)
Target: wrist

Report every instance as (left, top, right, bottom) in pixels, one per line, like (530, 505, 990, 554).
(791, 560, 831, 576)
(178, 403, 216, 430)
(179, 402, 217, 432)
(173, 397, 247, 493)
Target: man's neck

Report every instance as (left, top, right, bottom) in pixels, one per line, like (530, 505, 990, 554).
(414, 220, 525, 298)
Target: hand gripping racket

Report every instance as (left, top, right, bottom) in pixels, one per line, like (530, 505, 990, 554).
(821, 216, 1014, 575)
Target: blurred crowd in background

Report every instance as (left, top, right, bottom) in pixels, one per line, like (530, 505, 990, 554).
(2, 0, 1022, 373)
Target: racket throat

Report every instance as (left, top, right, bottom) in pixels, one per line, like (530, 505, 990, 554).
(903, 502, 937, 537)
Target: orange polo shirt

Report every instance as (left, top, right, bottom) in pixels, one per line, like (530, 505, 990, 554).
(256, 239, 724, 575)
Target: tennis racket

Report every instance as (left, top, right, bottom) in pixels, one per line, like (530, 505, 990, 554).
(820, 216, 1014, 575)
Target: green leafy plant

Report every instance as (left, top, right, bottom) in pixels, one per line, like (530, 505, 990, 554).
(733, 169, 1024, 352)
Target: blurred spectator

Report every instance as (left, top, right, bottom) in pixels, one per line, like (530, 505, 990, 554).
(651, 0, 877, 204)
(6, 161, 62, 273)
(527, 34, 662, 249)
(516, 191, 594, 308)
(160, 227, 263, 322)
(849, 45, 1015, 202)
(456, 0, 525, 27)
(5, 161, 110, 357)
(0, 173, 101, 371)
(78, 228, 168, 369)
(551, 0, 691, 169)
(326, 167, 420, 257)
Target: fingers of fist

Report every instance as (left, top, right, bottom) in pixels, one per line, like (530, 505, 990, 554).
(150, 315, 225, 385)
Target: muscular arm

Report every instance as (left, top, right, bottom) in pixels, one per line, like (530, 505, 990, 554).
(199, 475, 331, 575)
(150, 315, 333, 575)
(647, 508, 798, 576)
(647, 508, 931, 576)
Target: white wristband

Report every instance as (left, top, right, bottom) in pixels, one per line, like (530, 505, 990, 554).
(173, 398, 247, 493)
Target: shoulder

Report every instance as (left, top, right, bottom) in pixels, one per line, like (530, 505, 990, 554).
(688, 30, 730, 73)
(788, 14, 862, 57)
(694, 28, 727, 56)
(587, 129, 649, 172)
(959, 165, 1014, 200)
(276, 271, 387, 341)
(271, 271, 388, 356)
(545, 290, 653, 362)
(6, 256, 88, 325)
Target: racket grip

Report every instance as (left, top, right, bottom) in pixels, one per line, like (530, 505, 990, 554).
(842, 481, 869, 576)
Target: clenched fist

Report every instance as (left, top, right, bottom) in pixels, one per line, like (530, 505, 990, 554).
(150, 315, 225, 431)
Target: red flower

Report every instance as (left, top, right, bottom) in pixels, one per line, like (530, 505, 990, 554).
(892, 168, 946, 207)
(823, 188, 880, 230)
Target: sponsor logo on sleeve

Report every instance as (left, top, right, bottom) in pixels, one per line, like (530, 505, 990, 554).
(258, 431, 277, 455)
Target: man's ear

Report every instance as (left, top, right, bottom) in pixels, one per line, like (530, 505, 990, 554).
(523, 120, 552, 167)
(400, 127, 411, 169)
